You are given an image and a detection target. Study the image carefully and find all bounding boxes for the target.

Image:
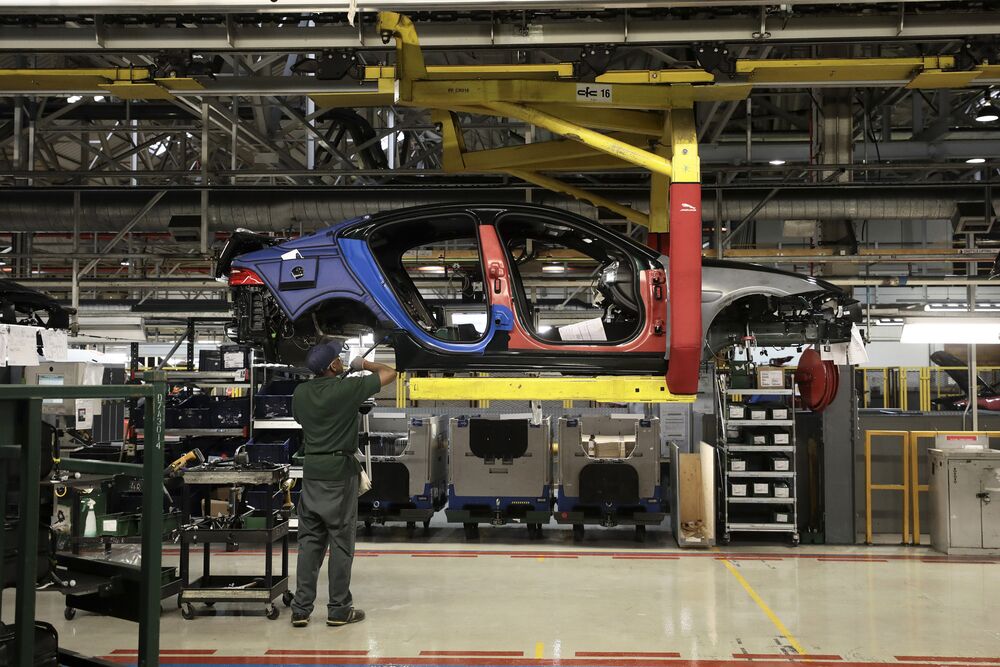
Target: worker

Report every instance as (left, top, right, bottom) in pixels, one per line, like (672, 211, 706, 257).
(290, 340, 396, 628)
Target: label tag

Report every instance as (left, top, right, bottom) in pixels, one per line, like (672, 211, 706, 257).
(575, 84, 612, 103)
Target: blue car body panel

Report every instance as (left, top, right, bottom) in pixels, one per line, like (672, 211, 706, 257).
(231, 215, 510, 355)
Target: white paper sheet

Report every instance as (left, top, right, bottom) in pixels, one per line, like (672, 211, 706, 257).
(0, 325, 7, 367)
(7, 325, 39, 366)
(847, 324, 870, 365)
(223, 351, 245, 369)
(40, 328, 69, 361)
(280, 249, 302, 260)
(558, 317, 607, 342)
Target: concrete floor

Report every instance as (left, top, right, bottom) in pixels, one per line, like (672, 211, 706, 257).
(6, 524, 1000, 666)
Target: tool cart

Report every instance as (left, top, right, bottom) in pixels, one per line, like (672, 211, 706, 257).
(177, 462, 291, 620)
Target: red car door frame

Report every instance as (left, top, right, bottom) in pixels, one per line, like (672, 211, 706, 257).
(477, 223, 667, 354)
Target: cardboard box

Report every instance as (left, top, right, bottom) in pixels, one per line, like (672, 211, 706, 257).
(773, 483, 790, 499)
(770, 408, 789, 420)
(730, 482, 748, 497)
(772, 432, 790, 445)
(771, 457, 790, 471)
(773, 511, 791, 523)
(749, 409, 767, 421)
(728, 404, 746, 419)
(729, 458, 747, 472)
(757, 367, 785, 388)
(202, 499, 229, 517)
(752, 482, 770, 496)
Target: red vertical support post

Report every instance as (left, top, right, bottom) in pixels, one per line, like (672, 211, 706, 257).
(663, 108, 702, 396)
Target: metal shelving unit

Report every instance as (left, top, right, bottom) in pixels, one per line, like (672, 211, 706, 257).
(717, 375, 799, 545)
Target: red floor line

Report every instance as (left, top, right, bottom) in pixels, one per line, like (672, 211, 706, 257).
(815, 558, 888, 563)
(419, 652, 525, 657)
(918, 560, 995, 565)
(266, 651, 370, 656)
(611, 556, 681, 560)
(575, 652, 682, 658)
(714, 557, 785, 561)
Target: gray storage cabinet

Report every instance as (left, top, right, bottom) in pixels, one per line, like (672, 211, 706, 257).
(929, 448, 1000, 555)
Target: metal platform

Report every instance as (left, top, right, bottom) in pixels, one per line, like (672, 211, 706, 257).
(408, 375, 696, 403)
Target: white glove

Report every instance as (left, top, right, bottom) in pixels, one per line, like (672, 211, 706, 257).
(349, 356, 366, 372)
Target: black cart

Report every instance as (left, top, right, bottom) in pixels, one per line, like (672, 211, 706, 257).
(177, 464, 290, 620)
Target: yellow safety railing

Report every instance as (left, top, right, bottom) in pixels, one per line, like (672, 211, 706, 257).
(908, 430, 1000, 544)
(856, 365, 1000, 410)
(864, 430, 911, 545)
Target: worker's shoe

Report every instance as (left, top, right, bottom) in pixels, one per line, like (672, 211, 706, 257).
(291, 612, 310, 627)
(327, 609, 365, 626)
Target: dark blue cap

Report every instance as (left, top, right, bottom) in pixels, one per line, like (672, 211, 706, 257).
(305, 340, 344, 374)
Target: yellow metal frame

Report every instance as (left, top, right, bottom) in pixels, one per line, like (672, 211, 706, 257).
(864, 430, 910, 545)
(408, 375, 695, 404)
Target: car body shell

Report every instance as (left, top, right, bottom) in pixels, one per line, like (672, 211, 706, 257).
(228, 203, 859, 374)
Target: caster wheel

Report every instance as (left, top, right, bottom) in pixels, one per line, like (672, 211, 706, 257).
(266, 604, 280, 620)
(634, 525, 647, 543)
(204, 601, 215, 608)
(64, 607, 76, 621)
(572, 524, 585, 543)
(363, 520, 374, 536)
(720, 533, 731, 545)
(181, 603, 196, 620)
(791, 536, 800, 547)
(463, 523, 479, 540)
(406, 521, 416, 536)
(423, 519, 432, 534)
(282, 590, 294, 607)
(528, 524, 543, 540)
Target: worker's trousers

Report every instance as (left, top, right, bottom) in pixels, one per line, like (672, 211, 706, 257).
(292, 475, 358, 620)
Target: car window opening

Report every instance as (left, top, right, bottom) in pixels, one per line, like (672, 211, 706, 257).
(497, 216, 643, 344)
(368, 214, 489, 343)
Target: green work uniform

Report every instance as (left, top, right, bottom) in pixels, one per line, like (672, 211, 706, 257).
(290, 372, 381, 621)
(292, 373, 382, 481)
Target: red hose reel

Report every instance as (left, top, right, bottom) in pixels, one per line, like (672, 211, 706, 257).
(794, 348, 840, 412)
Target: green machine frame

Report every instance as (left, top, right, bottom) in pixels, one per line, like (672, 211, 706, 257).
(0, 371, 167, 667)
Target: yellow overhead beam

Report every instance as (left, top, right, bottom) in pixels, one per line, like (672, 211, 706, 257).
(736, 56, 955, 84)
(365, 63, 575, 81)
(405, 78, 747, 111)
(597, 69, 714, 85)
(408, 375, 695, 403)
(98, 82, 175, 100)
(508, 169, 650, 228)
(0, 67, 153, 91)
(484, 101, 673, 178)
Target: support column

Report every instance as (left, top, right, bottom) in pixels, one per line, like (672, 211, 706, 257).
(664, 108, 702, 396)
(647, 121, 671, 253)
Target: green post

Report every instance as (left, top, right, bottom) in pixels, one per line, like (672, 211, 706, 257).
(139, 371, 166, 667)
(15, 399, 42, 667)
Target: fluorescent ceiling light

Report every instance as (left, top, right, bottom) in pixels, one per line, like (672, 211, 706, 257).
(900, 317, 1000, 344)
(66, 95, 82, 104)
(541, 264, 566, 273)
(538, 325, 553, 333)
(925, 303, 1000, 312)
(92, 95, 105, 102)
(415, 265, 445, 274)
(768, 159, 786, 166)
(975, 104, 1000, 122)
(966, 157, 986, 164)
